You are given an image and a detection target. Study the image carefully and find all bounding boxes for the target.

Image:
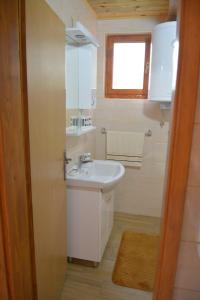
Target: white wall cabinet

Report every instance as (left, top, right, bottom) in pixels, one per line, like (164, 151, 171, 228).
(149, 21, 177, 102)
(66, 44, 97, 109)
(67, 188, 114, 263)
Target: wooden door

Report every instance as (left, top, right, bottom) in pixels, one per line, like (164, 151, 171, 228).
(0, 0, 37, 299)
(154, 1, 200, 299)
(0, 168, 9, 300)
(25, 0, 67, 300)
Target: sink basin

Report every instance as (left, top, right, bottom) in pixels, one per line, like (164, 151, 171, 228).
(67, 160, 125, 192)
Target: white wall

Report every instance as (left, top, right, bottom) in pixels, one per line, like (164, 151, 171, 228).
(95, 18, 170, 217)
(46, 0, 96, 34)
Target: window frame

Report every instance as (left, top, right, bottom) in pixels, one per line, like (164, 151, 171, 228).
(105, 34, 151, 99)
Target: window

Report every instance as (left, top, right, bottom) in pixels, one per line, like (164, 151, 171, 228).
(105, 34, 151, 99)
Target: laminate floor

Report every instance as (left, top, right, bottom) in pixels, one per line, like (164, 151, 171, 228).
(60, 213, 160, 300)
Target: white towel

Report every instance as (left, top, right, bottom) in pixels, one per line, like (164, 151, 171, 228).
(106, 131, 144, 167)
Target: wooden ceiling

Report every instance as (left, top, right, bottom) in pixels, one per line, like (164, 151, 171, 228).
(86, 0, 170, 19)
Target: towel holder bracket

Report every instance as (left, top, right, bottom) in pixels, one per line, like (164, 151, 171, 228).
(101, 127, 107, 134)
(145, 129, 152, 137)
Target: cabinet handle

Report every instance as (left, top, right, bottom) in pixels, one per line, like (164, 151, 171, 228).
(91, 94, 96, 106)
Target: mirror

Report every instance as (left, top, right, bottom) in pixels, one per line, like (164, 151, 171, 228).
(65, 44, 79, 109)
(65, 42, 97, 111)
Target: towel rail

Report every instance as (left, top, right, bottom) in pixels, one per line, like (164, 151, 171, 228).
(101, 127, 152, 137)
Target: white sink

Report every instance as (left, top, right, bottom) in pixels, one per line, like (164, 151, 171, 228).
(67, 160, 125, 192)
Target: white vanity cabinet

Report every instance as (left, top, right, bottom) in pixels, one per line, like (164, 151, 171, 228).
(67, 187, 114, 263)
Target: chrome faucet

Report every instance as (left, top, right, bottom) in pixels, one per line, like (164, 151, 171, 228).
(79, 153, 93, 169)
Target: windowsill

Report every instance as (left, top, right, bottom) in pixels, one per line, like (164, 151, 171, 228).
(104, 97, 148, 101)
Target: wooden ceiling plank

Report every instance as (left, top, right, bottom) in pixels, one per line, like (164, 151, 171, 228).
(86, 0, 169, 19)
(88, 0, 168, 7)
(97, 13, 167, 19)
(94, 6, 168, 14)
(88, 0, 168, 4)
(92, 3, 168, 9)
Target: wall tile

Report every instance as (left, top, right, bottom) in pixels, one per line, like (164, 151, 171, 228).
(152, 142, 168, 163)
(67, 132, 96, 169)
(195, 96, 200, 124)
(182, 187, 200, 243)
(175, 241, 200, 291)
(115, 180, 164, 217)
(95, 18, 169, 217)
(195, 75, 200, 124)
(173, 288, 200, 300)
(188, 124, 200, 187)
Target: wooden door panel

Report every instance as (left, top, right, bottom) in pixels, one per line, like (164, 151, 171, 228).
(154, 1, 200, 300)
(0, 139, 9, 300)
(0, 244, 9, 300)
(0, 1, 37, 299)
(25, 0, 67, 299)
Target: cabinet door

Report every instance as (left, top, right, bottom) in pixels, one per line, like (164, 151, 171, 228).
(79, 44, 97, 109)
(101, 191, 114, 258)
(107, 192, 114, 236)
(66, 45, 79, 109)
(91, 45, 97, 108)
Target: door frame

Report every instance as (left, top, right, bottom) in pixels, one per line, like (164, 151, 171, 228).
(0, 0, 37, 299)
(153, 0, 200, 299)
(1, 0, 200, 300)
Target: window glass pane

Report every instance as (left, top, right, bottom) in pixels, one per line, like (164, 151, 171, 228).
(112, 42, 146, 89)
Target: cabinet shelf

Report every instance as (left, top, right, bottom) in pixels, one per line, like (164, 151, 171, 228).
(66, 126, 96, 136)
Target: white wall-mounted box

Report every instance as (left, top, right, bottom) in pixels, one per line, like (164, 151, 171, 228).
(149, 21, 178, 102)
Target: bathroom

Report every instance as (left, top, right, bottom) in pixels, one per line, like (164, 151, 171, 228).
(1, 1, 200, 300)
(51, 0, 174, 299)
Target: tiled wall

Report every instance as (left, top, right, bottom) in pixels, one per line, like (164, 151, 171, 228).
(173, 76, 200, 299)
(94, 18, 170, 217)
(67, 132, 96, 169)
(66, 109, 96, 169)
(45, 0, 97, 166)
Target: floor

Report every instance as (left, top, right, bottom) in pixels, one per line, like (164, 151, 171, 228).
(61, 213, 160, 300)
